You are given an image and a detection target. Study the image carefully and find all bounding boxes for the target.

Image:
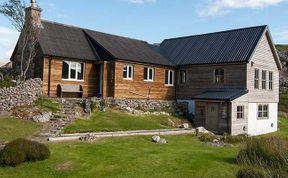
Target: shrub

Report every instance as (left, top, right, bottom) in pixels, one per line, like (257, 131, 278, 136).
(237, 167, 265, 178)
(221, 133, 248, 144)
(197, 133, 217, 142)
(0, 138, 50, 167)
(0, 76, 15, 88)
(237, 137, 288, 168)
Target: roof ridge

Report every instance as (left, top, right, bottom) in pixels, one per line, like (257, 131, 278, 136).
(163, 25, 268, 42)
(41, 19, 148, 43)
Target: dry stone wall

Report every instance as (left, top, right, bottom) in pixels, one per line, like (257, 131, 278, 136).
(0, 78, 42, 111)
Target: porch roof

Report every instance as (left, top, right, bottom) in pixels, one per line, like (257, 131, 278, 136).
(192, 89, 248, 101)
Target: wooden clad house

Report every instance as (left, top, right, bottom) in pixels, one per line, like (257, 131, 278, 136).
(10, 2, 282, 136)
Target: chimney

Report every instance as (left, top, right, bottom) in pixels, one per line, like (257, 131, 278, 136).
(25, 0, 42, 29)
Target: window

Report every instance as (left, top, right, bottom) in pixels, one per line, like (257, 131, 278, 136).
(165, 70, 174, 86)
(237, 106, 244, 119)
(62, 61, 84, 81)
(254, 69, 259, 89)
(179, 70, 186, 84)
(144, 67, 154, 81)
(258, 104, 269, 119)
(269, 72, 273, 90)
(262, 70, 267, 90)
(123, 64, 133, 80)
(214, 69, 224, 83)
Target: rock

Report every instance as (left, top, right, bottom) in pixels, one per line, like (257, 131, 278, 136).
(0, 110, 12, 117)
(196, 127, 213, 135)
(152, 135, 161, 143)
(84, 99, 91, 114)
(32, 112, 51, 123)
(159, 138, 167, 144)
(79, 134, 97, 142)
(212, 139, 219, 143)
(180, 123, 190, 129)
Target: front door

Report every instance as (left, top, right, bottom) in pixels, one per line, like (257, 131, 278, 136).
(206, 103, 219, 132)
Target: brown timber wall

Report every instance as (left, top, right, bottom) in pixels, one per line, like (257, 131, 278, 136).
(42, 57, 100, 97)
(113, 61, 175, 100)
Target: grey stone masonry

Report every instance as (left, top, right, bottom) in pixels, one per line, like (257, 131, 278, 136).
(90, 97, 176, 111)
(0, 78, 42, 111)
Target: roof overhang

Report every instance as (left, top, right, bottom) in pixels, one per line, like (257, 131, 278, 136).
(192, 89, 248, 102)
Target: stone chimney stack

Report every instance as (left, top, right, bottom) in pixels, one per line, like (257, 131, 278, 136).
(25, 0, 42, 28)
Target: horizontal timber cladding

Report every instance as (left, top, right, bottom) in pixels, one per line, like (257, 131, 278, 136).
(176, 63, 247, 99)
(113, 61, 176, 100)
(42, 57, 100, 97)
(247, 32, 280, 103)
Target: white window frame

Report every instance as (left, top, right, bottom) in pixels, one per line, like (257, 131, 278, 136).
(269, 71, 273, 90)
(144, 67, 154, 82)
(123, 64, 133, 80)
(165, 70, 174, 86)
(257, 104, 269, 120)
(236, 106, 244, 119)
(62, 61, 85, 81)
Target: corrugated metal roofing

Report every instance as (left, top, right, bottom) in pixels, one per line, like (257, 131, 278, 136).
(192, 89, 248, 101)
(160, 26, 267, 65)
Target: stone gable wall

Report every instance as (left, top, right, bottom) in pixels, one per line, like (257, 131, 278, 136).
(0, 78, 42, 111)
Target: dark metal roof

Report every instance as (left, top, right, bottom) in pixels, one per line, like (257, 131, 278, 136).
(39, 21, 98, 61)
(84, 30, 174, 66)
(160, 26, 267, 65)
(192, 89, 248, 101)
(38, 20, 174, 66)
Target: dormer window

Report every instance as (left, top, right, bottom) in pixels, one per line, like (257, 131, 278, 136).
(214, 69, 224, 83)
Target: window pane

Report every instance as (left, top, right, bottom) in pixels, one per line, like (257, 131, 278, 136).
(77, 63, 84, 80)
(215, 69, 224, 83)
(123, 66, 127, 79)
(128, 66, 132, 78)
(70, 63, 76, 79)
(269, 72, 273, 90)
(62, 61, 69, 79)
(180, 70, 186, 84)
(144, 67, 148, 80)
(255, 69, 259, 89)
(169, 71, 173, 85)
(150, 68, 154, 80)
(262, 70, 266, 89)
(165, 70, 169, 84)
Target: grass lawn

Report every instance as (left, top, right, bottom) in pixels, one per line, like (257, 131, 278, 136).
(0, 117, 41, 144)
(63, 110, 189, 133)
(34, 97, 62, 113)
(0, 135, 239, 178)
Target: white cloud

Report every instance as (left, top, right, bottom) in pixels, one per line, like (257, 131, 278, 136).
(128, 0, 156, 4)
(0, 26, 19, 60)
(198, 0, 286, 16)
(274, 30, 288, 43)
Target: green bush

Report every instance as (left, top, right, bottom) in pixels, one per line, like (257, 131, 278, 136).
(237, 167, 265, 178)
(0, 138, 50, 167)
(197, 133, 217, 142)
(221, 133, 248, 144)
(237, 137, 288, 168)
(0, 76, 15, 88)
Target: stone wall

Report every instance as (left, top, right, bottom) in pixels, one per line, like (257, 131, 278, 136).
(90, 97, 176, 111)
(0, 78, 42, 111)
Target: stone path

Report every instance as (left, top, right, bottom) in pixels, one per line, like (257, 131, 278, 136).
(30, 99, 86, 142)
(48, 128, 196, 142)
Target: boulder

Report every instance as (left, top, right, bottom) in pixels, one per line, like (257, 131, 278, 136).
(196, 127, 213, 135)
(0, 110, 12, 117)
(32, 112, 51, 123)
(152, 135, 161, 143)
(180, 123, 190, 129)
(159, 138, 167, 144)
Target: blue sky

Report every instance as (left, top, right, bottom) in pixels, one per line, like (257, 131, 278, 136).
(0, 0, 288, 62)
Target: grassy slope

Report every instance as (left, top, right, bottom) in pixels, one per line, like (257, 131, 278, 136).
(276, 44, 288, 52)
(64, 110, 188, 133)
(34, 97, 62, 113)
(0, 117, 40, 144)
(0, 135, 239, 178)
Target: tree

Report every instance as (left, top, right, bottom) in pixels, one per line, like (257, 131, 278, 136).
(0, 0, 41, 81)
